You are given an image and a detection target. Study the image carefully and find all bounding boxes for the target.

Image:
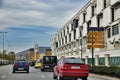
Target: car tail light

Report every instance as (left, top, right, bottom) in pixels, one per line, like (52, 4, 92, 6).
(80, 65, 88, 69)
(14, 63, 18, 67)
(61, 64, 69, 69)
(24, 63, 29, 66)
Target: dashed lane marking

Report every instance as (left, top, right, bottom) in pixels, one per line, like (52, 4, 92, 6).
(2, 75, 6, 78)
(41, 75, 45, 78)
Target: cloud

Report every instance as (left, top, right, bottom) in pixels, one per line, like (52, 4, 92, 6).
(0, 0, 89, 29)
(0, 0, 89, 53)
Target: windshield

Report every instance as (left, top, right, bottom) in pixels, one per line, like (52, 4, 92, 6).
(43, 56, 57, 64)
(15, 59, 27, 63)
(64, 58, 84, 64)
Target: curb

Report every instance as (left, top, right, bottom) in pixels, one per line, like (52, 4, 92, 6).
(89, 73, 120, 80)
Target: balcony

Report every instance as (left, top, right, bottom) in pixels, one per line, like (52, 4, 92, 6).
(111, 0, 120, 7)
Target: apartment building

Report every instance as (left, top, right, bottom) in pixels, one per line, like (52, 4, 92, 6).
(50, 0, 120, 66)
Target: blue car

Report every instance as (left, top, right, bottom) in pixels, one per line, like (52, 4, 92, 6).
(13, 59, 29, 73)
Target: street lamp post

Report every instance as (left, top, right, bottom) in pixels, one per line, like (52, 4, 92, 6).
(0, 32, 7, 54)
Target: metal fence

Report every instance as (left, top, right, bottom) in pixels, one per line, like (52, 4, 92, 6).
(109, 57, 120, 66)
(86, 57, 120, 66)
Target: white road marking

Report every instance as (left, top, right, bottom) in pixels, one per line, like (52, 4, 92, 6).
(2, 75, 6, 78)
(41, 75, 45, 78)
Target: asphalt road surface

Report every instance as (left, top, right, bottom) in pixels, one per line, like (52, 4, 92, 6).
(0, 65, 119, 80)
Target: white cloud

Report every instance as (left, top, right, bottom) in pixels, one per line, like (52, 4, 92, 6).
(0, 0, 89, 29)
(0, 0, 89, 52)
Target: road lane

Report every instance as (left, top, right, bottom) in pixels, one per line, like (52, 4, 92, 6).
(0, 65, 120, 80)
(0, 65, 12, 78)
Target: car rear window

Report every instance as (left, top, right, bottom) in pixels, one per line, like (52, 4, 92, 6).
(64, 58, 84, 64)
(15, 60, 27, 63)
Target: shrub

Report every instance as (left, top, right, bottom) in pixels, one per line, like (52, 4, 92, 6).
(88, 66, 120, 78)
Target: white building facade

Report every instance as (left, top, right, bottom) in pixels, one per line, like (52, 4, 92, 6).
(50, 0, 120, 66)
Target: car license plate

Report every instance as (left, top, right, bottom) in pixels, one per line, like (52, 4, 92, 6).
(45, 66, 49, 68)
(18, 68, 24, 70)
(71, 66, 80, 69)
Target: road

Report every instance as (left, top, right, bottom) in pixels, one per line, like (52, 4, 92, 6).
(0, 65, 119, 80)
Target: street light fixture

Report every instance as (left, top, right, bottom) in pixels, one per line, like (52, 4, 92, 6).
(0, 32, 7, 54)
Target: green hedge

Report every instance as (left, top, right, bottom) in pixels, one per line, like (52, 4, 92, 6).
(89, 66, 120, 78)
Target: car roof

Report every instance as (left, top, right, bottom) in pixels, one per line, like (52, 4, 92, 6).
(62, 56, 80, 59)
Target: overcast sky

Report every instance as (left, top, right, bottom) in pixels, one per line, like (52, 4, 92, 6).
(0, 0, 89, 53)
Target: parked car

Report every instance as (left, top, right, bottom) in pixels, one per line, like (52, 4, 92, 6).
(53, 57, 89, 80)
(13, 59, 29, 73)
(34, 60, 41, 68)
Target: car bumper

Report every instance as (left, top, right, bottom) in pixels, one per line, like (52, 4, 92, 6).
(13, 67, 29, 71)
(60, 71, 88, 78)
(35, 65, 41, 68)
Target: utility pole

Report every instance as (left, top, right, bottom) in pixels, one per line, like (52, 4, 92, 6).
(6, 41, 11, 53)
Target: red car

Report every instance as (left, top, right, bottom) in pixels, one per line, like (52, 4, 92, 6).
(53, 57, 89, 80)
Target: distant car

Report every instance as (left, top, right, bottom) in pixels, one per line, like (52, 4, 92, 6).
(53, 57, 89, 80)
(34, 60, 41, 68)
(29, 60, 36, 67)
(13, 59, 29, 73)
(41, 56, 57, 71)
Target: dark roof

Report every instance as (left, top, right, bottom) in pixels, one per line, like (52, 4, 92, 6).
(16, 47, 51, 55)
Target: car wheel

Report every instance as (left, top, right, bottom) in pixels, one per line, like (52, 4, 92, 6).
(12, 70, 15, 73)
(53, 73, 57, 79)
(57, 73, 63, 80)
(27, 70, 29, 73)
(82, 77, 87, 80)
(41, 69, 44, 72)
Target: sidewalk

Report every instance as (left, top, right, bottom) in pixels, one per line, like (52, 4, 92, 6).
(89, 73, 120, 80)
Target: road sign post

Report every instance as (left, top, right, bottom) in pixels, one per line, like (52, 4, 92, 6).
(87, 27, 104, 66)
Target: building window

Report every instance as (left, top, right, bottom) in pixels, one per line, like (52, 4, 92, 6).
(114, 4, 120, 21)
(97, 14, 103, 27)
(104, 0, 107, 8)
(87, 21, 91, 28)
(74, 30, 76, 39)
(56, 42, 58, 48)
(111, 8, 114, 22)
(73, 19, 78, 28)
(107, 28, 111, 38)
(62, 38, 64, 45)
(67, 27, 69, 33)
(91, 6, 95, 17)
(71, 19, 78, 31)
(112, 24, 119, 36)
(69, 33, 71, 42)
(83, 13, 86, 23)
(64, 30, 65, 36)
(65, 36, 67, 44)
(71, 23, 73, 30)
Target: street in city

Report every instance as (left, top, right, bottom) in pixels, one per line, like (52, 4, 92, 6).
(0, 65, 119, 80)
